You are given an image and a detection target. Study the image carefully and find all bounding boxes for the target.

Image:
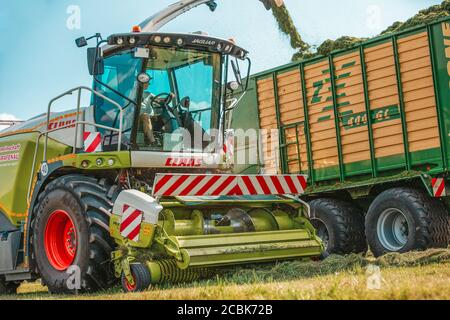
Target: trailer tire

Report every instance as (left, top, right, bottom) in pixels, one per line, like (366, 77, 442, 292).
(309, 198, 367, 255)
(31, 175, 118, 294)
(121, 263, 151, 293)
(365, 188, 449, 257)
(0, 277, 19, 295)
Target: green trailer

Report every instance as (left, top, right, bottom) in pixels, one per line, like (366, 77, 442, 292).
(232, 17, 450, 256)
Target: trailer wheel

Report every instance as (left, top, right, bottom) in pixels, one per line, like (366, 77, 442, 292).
(365, 188, 449, 257)
(121, 263, 151, 293)
(309, 198, 367, 255)
(0, 277, 19, 295)
(32, 175, 118, 294)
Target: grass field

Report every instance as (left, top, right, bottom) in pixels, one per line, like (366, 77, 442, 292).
(1, 249, 449, 300)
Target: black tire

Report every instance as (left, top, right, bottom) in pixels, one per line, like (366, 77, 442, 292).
(366, 188, 449, 257)
(309, 198, 367, 255)
(0, 277, 19, 295)
(31, 174, 118, 294)
(121, 263, 151, 293)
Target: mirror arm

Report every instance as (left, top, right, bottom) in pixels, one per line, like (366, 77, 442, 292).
(235, 57, 241, 75)
(231, 60, 242, 85)
(245, 57, 252, 91)
(91, 39, 107, 76)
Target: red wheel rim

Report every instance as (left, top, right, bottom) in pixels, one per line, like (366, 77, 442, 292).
(44, 210, 77, 271)
(124, 274, 137, 292)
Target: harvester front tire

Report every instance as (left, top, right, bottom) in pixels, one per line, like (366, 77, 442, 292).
(309, 198, 367, 255)
(32, 175, 117, 294)
(366, 188, 449, 257)
(121, 263, 151, 293)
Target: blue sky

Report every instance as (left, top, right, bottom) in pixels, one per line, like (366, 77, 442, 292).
(0, 0, 441, 121)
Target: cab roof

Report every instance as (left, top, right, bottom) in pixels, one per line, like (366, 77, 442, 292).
(106, 32, 248, 60)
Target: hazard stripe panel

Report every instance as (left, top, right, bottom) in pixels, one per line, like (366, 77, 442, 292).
(120, 204, 143, 242)
(432, 178, 446, 198)
(83, 132, 102, 153)
(152, 174, 308, 197)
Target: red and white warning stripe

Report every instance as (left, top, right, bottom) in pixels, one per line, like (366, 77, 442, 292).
(83, 132, 102, 153)
(237, 175, 307, 196)
(152, 174, 307, 197)
(120, 204, 144, 242)
(432, 178, 446, 197)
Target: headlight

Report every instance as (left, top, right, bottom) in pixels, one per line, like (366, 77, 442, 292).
(227, 81, 240, 91)
(116, 37, 124, 45)
(129, 36, 136, 45)
(163, 36, 171, 44)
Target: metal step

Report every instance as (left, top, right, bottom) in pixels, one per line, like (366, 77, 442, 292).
(4, 269, 33, 282)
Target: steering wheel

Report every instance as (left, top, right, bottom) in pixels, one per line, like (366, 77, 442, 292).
(150, 92, 175, 111)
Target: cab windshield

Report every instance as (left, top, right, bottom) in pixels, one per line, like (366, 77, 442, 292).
(137, 47, 222, 152)
(93, 50, 142, 147)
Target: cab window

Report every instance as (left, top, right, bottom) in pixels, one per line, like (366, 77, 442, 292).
(136, 47, 221, 153)
(93, 51, 142, 147)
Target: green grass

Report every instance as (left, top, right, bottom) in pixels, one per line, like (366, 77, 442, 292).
(2, 249, 450, 300)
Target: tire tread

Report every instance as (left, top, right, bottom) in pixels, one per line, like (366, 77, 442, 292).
(310, 198, 367, 255)
(365, 188, 449, 257)
(31, 174, 118, 293)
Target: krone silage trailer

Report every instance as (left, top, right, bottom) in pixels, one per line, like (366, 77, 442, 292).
(233, 17, 450, 256)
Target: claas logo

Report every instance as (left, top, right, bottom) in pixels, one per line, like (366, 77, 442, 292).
(165, 157, 202, 167)
(48, 119, 76, 130)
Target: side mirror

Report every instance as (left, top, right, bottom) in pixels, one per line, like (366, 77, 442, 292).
(180, 97, 191, 109)
(87, 47, 104, 76)
(75, 37, 88, 48)
(230, 57, 252, 91)
(206, 1, 218, 12)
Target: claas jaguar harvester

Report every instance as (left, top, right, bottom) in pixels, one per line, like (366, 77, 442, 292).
(0, 0, 323, 294)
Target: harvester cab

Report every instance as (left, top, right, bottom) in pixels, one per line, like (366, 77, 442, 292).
(79, 29, 250, 163)
(0, 0, 323, 294)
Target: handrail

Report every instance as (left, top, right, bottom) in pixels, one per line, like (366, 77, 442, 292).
(28, 120, 122, 199)
(43, 86, 124, 160)
(0, 120, 24, 126)
(28, 86, 125, 199)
